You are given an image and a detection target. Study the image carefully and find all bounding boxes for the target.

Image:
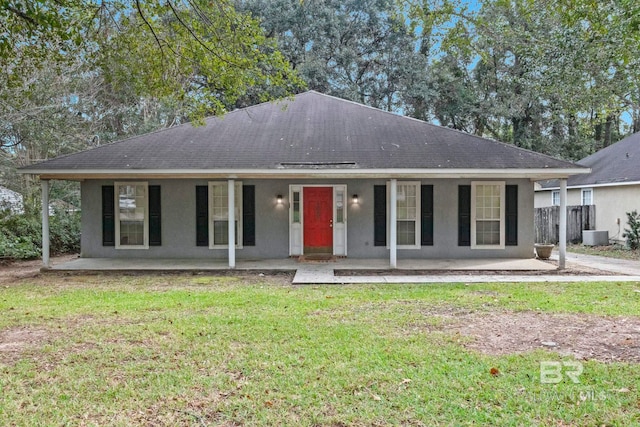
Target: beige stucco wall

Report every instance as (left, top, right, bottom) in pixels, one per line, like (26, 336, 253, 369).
(592, 185, 640, 243)
(534, 188, 582, 208)
(535, 184, 640, 243)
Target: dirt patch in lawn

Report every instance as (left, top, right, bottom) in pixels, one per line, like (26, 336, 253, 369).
(426, 308, 640, 363)
(0, 254, 78, 284)
(0, 327, 50, 364)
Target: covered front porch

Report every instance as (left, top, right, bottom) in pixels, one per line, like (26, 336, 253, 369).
(38, 177, 574, 271)
(48, 256, 561, 284)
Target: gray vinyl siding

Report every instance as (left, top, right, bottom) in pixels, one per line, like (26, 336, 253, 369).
(81, 178, 535, 259)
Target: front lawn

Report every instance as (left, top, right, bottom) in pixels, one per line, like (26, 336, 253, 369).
(1, 274, 639, 426)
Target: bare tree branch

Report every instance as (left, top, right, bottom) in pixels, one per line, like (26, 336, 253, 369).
(165, 0, 239, 67)
(4, 5, 38, 27)
(135, 0, 166, 59)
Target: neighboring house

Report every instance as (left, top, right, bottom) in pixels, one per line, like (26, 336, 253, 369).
(0, 186, 24, 214)
(535, 132, 640, 243)
(49, 199, 81, 215)
(20, 91, 587, 267)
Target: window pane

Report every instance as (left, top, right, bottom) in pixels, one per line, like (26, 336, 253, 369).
(120, 220, 144, 245)
(213, 220, 240, 245)
(213, 220, 229, 245)
(395, 183, 418, 245)
(476, 220, 500, 245)
(118, 184, 145, 246)
(336, 191, 344, 223)
(210, 183, 242, 246)
(473, 183, 503, 246)
(293, 191, 300, 223)
(397, 221, 415, 245)
(475, 184, 500, 221)
(212, 184, 228, 220)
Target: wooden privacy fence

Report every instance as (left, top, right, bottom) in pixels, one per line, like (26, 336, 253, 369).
(534, 205, 595, 244)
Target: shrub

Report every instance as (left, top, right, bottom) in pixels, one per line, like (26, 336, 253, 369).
(0, 209, 80, 260)
(50, 211, 81, 254)
(622, 210, 640, 250)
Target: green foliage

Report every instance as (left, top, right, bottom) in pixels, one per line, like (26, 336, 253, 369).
(237, 0, 422, 110)
(0, 210, 41, 259)
(0, 210, 80, 260)
(1, 1, 301, 220)
(50, 211, 81, 254)
(622, 210, 640, 250)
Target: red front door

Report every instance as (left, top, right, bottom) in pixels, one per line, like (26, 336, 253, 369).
(303, 187, 333, 254)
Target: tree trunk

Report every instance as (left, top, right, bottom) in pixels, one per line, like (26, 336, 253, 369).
(603, 114, 614, 148)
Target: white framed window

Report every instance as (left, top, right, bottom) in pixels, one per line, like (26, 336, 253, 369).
(551, 190, 560, 206)
(115, 182, 148, 249)
(388, 181, 421, 249)
(291, 189, 301, 224)
(581, 188, 593, 205)
(471, 181, 505, 249)
(209, 181, 243, 248)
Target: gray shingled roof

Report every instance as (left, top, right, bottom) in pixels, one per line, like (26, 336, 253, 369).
(539, 132, 640, 188)
(21, 91, 581, 172)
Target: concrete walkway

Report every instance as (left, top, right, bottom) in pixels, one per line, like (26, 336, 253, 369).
(292, 261, 640, 284)
(292, 255, 640, 284)
(290, 253, 640, 284)
(551, 251, 640, 276)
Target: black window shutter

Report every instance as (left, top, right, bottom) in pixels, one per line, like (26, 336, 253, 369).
(242, 185, 255, 246)
(195, 186, 208, 246)
(505, 185, 518, 246)
(458, 185, 471, 246)
(374, 185, 387, 246)
(148, 185, 161, 246)
(102, 185, 115, 246)
(421, 185, 434, 246)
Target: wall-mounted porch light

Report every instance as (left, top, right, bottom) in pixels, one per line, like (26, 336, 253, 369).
(352, 194, 359, 204)
(276, 194, 283, 204)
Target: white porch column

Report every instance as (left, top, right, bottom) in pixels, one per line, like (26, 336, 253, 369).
(41, 179, 50, 269)
(389, 179, 397, 269)
(228, 179, 236, 269)
(559, 178, 567, 270)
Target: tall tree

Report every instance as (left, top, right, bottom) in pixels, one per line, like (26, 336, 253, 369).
(1, 0, 301, 118)
(1, 0, 302, 210)
(237, 0, 427, 111)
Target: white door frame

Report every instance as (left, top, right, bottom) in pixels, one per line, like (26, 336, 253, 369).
(289, 184, 347, 256)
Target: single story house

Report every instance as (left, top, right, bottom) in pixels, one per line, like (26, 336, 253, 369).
(535, 131, 640, 243)
(20, 91, 588, 268)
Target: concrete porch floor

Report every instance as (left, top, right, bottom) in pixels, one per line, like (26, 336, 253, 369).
(50, 257, 554, 272)
(47, 257, 640, 284)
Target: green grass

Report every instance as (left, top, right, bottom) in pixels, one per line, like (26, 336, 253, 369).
(1, 274, 639, 426)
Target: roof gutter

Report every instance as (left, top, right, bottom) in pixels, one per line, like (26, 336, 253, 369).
(19, 167, 591, 181)
(536, 180, 640, 191)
